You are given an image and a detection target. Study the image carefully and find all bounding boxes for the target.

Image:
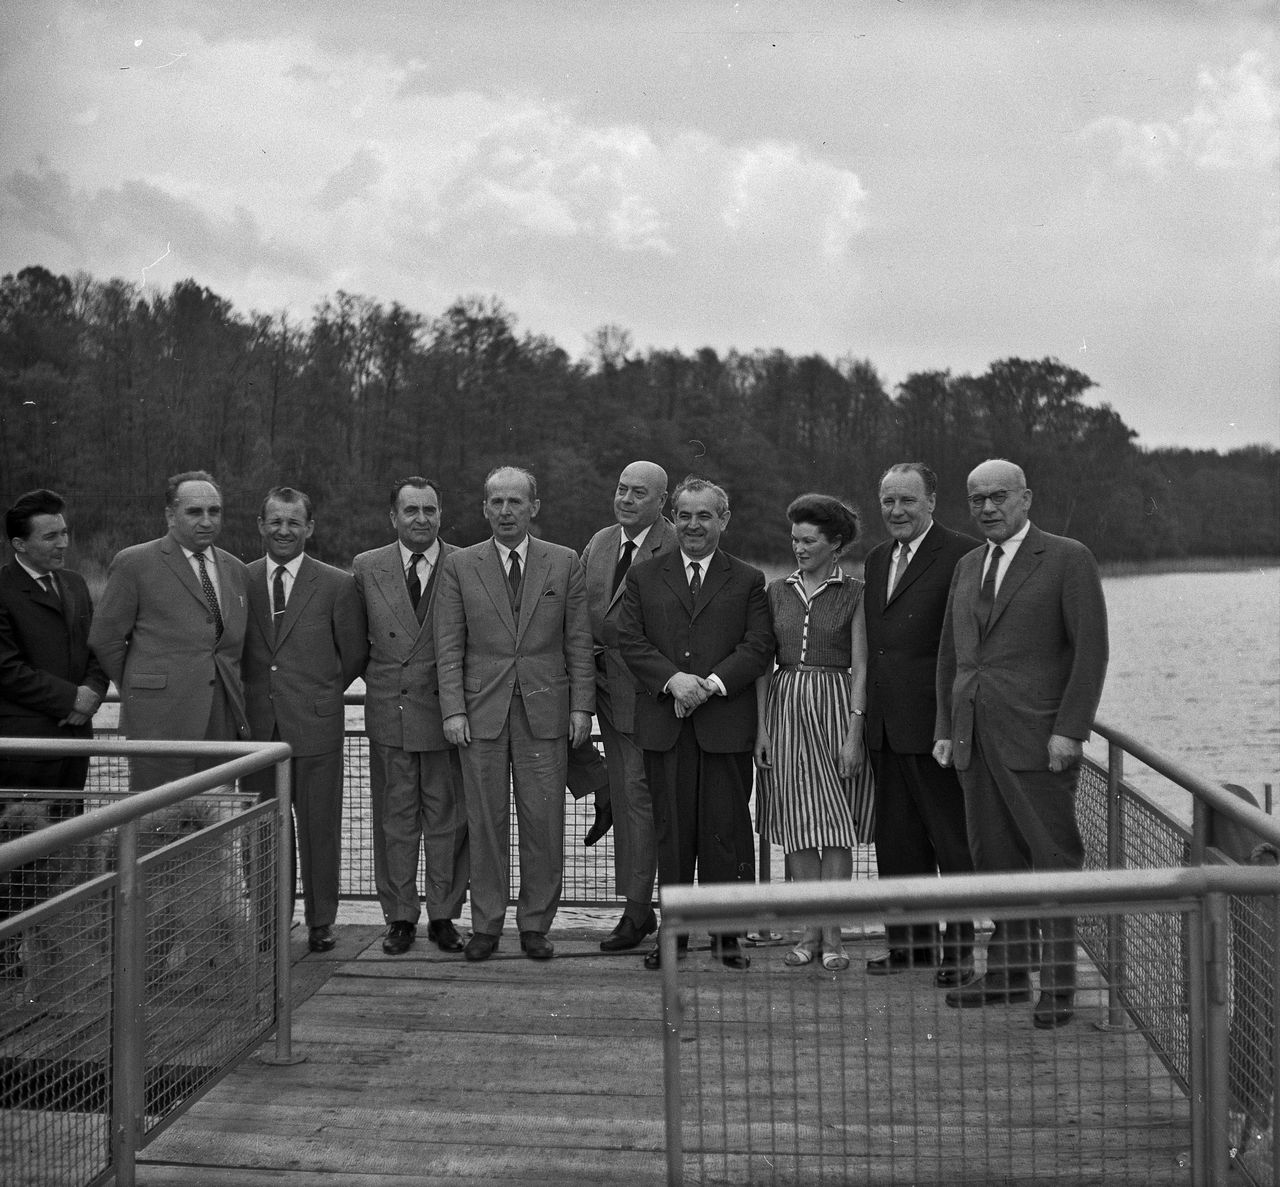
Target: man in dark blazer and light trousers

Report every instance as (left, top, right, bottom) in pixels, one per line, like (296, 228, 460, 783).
(435, 466, 595, 963)
(580, 460, 678, 951)
(354, 477, 469, 957)
(935, 458, 1108, 1030)
(90, 471, 250, 791)
(617, 476, 774, 971)
(864, 462, 979, 985)
(243, 487, 368, 954)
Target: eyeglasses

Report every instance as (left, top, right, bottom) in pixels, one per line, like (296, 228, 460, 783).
(967, 489, 1017, 510)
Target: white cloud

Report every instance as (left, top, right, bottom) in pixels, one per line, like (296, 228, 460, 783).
(1185, 49, 1280, 171)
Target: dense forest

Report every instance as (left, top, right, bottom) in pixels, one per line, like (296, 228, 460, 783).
(1, 265, 1276, 573)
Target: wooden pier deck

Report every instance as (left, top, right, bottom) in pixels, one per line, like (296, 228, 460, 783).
(132, 909, 1193, 1187)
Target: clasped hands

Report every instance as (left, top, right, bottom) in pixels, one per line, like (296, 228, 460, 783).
(58, 684, 101, 728)
(667, 671, 718, 719)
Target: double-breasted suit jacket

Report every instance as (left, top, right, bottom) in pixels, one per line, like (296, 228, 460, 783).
(0, 558, 109, 792)
(90, 536, 249, 788)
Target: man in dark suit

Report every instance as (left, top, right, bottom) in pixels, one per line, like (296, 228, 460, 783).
(864, 462, 979, 985)
(243, 487, 368, 954)
(90, 470, 250, 790)
(935, 458, 1108, 1029)
(617, 476, 774, 970)
(435, 466, 595, 963)
(0, 488, 108, 802)
(581, 460, 678, 951)
(353, 477, 469, 957)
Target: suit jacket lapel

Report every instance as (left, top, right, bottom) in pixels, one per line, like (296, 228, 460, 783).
(371, 544, 420, 637)
(660, 553, 695, 617)
(986, 527, 1044, 633)
(478, 542, 518, 637)
(601, 525, 627, 616)
(691, 551, 728, 621)
(274, 556, 316, 648)
(247, 562, 274, 642)
(515, 541, 550, 641)
(888, 532, 938, 606)
(13, 562, 61, 615)
(161, 538, 215, 613)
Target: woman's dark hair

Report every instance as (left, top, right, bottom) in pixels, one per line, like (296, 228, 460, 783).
(786, 492, 859, 554)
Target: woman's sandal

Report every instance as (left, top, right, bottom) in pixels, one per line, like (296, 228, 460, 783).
(784, 940, 819, 967)
(821, 949, 851, 971)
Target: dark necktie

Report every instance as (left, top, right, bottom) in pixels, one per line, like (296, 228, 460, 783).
(406, 552, 424, 611)
(194, 551, 224, 640)
(889, 544, 910, 597)
(688, 560, 702, 600)
(978, 544, 1004, 623)
(508, 550, 522, 612)
(611, 539, 635, 597)
(272, 565, 288, 626)
(40, 573, 60, 602)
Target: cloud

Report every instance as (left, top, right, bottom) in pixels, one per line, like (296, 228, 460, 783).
(315, 145, 388, 212)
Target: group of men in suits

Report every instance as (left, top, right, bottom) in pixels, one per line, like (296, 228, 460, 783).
(1, 454, 1107, 1019)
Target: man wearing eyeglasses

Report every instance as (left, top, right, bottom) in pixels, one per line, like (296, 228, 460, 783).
(933, 458, 1108, 1030)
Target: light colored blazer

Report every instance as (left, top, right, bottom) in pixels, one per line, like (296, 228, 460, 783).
(434, 537, 595, 741)
(90, 535, 250, 742)
(243, 555, 368, 757)
(935, 523, 1108, 772)
(353, 540, 454, 752)
(580, 517, 678, 733)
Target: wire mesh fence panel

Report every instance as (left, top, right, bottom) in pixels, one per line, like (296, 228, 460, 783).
(669, 913, 1199, 1186)
(1, 865, 115, 1187)
(135, 800, 277, 1135)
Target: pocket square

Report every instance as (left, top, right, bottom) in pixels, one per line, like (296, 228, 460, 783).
(542, 588, 557, 597)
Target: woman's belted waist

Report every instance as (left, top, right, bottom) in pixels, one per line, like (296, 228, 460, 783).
(778, 663, 848, 673)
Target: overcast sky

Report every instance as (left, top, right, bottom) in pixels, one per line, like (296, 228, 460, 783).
(2, 0, 1276, 450)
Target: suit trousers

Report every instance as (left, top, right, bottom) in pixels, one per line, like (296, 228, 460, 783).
(594, 679, 656, 905)
(958, 722, 1084, 991)
(871, 744, 975, 959)
(645, 720, 755, 894)
(458, 695, 567, 937)
(369, 742, 468, 927)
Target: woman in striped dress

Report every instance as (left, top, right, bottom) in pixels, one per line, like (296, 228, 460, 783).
(754, 493, 874, 971)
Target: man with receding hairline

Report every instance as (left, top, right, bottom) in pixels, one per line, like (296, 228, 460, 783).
(581, 460, 678, 951)
(935, 457, 1108, 1029)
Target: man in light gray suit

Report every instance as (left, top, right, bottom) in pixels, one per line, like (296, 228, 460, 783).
(580, 460, 677, 951)
(243, 487, 368, 953)
(935, 458, 1108, 1029)
(353, 477, 468, 957)
(435, 466, 595, 962)
(91, 470, 250, 791)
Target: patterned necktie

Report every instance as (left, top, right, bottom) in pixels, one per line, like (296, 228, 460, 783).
(978, 544, 1004, 624)
(889, 544, 910, 597)
(688, 560, 702, 599)
(508, 550, 522, 611)
(272, 565, 288, 621)
(406, 553, 424, 611)
(611, 539, 635, 597)
(194, 551, 224, 640)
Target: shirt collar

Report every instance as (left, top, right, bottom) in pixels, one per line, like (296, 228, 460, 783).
(15, 557, 52, 584)
(622, 523, 652, 551)
(989, 521, 1031, 551)
(494, 536, 529, 565)
(398, 540, 440, 568)
(270, 553, 306, 579)
(897, 520, 933, 558)
(785, 563, 848, 593)
(182, 544, 213, 563)
(680, 549, 715, 570)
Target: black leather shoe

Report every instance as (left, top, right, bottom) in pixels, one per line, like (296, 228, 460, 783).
(935, 955, 975, 988)
(584, 801, 614, 846)
(600, 909, 658, 952)
(945, 974, 1032, 1008)
(308, 925, 336, 953)
(714, 936, 750, 970)
(464, 932, 500, 962)
(643, 936, 689, 970)
(381, 921, 416, 956)
(866, 948, 935, 975)
(426, 919, 464, 952)
(520, 931, 554, 961)
(1033, 991, 1075, 1029)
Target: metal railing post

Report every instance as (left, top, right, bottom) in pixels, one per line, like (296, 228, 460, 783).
(660, 920, 685, 1187)
(1105, 739, 1127, 1028)
(266, 755, 304, 1066)
(110, 818, 145, 1187)
(1202, 892, 1231, 1186)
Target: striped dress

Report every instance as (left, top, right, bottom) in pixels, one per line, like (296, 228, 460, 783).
(758, 568, 876, 852)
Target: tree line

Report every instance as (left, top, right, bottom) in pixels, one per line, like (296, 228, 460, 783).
(1, 264, 1276, 574)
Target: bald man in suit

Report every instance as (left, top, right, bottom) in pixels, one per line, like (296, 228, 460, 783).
(435, 466, 595, 963)
(90, 470, 250, 790)
(935, 458, 1108, 1030)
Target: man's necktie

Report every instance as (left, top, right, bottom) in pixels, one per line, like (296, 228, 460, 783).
(39, 573, 60, 602)
(611, 539, 635, 597)
(688, 561, 702, 600)
(272, 565, 288, 626)
(889, 544, 910, 597)
(406, 552, 424, 610)
(508, 550, 522, 612)
(194, 551, 224, 640)
(978, 544, 1004, 625)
